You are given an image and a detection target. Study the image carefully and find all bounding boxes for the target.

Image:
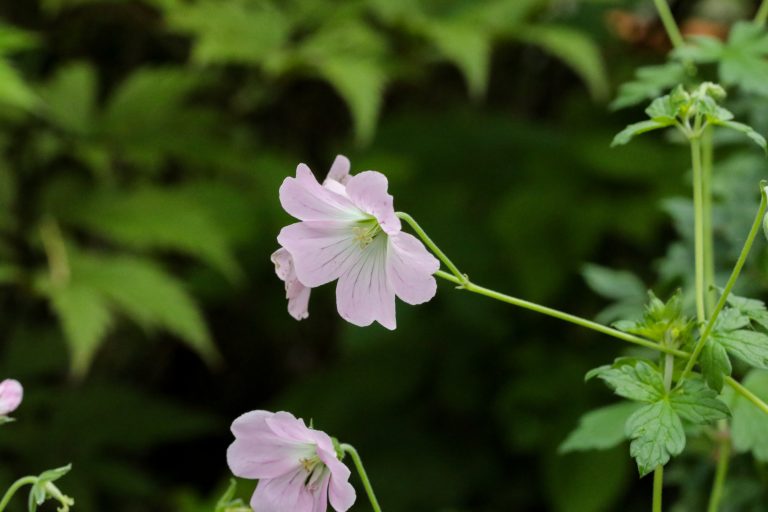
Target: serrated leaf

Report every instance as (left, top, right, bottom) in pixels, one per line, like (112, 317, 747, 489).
(611, 120, 674, 147)
(712, 329, 768, 369)
(588, 361, 665, 402)
(611, 62, 687, 110)
(625, 400, 685, 476)
(669, 379, 730, 423)
(559, 402, 640, 453)
(517, 24, 608, 101)
(700, 339, 732, 392)
(582, 264, 645, 301)
(732, 369, 768, 461)
(727, 293, 768, 330)
(49, 284, 114, 376)
(39, 62, 97, 134)
(54, 186, 241, 280)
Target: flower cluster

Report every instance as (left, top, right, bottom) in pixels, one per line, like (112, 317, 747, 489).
(272, 156, 440, 330)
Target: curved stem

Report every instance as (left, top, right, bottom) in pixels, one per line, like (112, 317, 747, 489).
(692, 136, 707, 325)
(702, 127, 715, 316)
(435, 271, 687, 357)
(396, 212, 465, 284)
(340, 444, 381, 512)
(726, 376, 768, 415)
(0, 476, 37, 512)
(757, 0, 768, 27)
(652, 0, 685, 49)
(653, 465, 664, 512)
(679, 187, 767, 383)
(707, 424, 731, 512)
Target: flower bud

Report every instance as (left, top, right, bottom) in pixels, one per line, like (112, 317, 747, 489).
(0, 379, 23, 416)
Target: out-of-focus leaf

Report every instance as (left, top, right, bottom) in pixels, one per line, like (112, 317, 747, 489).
(547, 447, 630, 512)
(582, 264, 645, 301)
(422, 21, 491, 99)
(711, 120, 767, 152)
(0, 59, 38, 112)
(559, 402, 639, 452)
(517, 24, 609, 101)
(39, 63, 97, 134)
(732, 369, 768, 461)
(612, 62, 688, 110)
(611, 120, 674, 146)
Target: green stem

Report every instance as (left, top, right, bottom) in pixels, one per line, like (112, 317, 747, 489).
(0, 476, 37, 512)
(726, 376, 768, 415)
(396, 212, 465, 284)
(653, 465, 664, 512)
(680, 186, 768, 383)
(692, 136, 707, 325)
(340, 444, 381, 512)
(702, 127, 715, 315)
(757, 0, 768, 27)
(652, 0, 685, 49)
(435, 271, 687, 357)
(707, 424, 731, 512)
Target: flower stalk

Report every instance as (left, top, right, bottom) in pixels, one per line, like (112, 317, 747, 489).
(340, 444, 382, 512)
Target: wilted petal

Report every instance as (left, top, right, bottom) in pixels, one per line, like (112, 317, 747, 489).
(280, 164, 364, 222)
(251, 469, 316, 512)
(272, 248, 312, 320)
(386, 232, 440, 305)
(0, 379, 22, 416)
(317, 449, 356, 512)
(336, 236, 396, 330)
(326, 155, 351, 185)
(345, 172, 401, 235)
(278, 222, 362, 288)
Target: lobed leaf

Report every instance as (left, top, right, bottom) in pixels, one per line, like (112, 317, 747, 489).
(559, 402, 639, 453)
(625, 400, 685, 476)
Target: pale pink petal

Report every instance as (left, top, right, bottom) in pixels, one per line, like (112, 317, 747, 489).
(345, 171, 401, 235)
(280, 164, 364, 222)
(310, 473, 331, 512)
(317, 449, 356, 512)
(266, 412, 317, 444)
(386, 232, 440, 305)
(325, 155, 351, 185)
(308, 428, 337, 456)
(336, 236, 396, 330)
(251, 469, 316, 512)
(271, 248, 294, 282)
(227, 411, 310, 479)
(0, 379, 22, 416)
(287, 281, 311, 320)
(278, 222, 362, 288)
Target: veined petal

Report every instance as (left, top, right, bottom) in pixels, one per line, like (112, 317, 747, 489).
(310, 473, 331, 512)
(336, 235, 396, 330)
(250, 469, 316, 512)
(317, 448, 356, 512)
(345, 171, 401, 235)
(278, 221, 363, 288)
(266, 411, 317, 444)
(386, 232, 439, 305)
(326, 155, 351, 185)
(280, 164, 364, 222)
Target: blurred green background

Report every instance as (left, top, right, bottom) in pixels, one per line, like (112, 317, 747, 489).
(0, 0, 765, 511)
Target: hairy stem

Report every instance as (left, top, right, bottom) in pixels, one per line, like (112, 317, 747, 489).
(0, 476, 37, 512)
(340, 444, 381, 512)
(707, 424, 731, 512)
(652, 0, 685, 49)
(680, 186, 768, 383)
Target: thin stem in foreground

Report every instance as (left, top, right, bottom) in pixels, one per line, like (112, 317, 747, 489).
(396, 212, 465, 284)
(692, 136, 707, 325)
(702, 127, 715, 315)
(725, 376, 768, 415)
(434, 271, 687, 357)
(652, 0, 685, 49)
(757, 0, 768, 27)
(340, 444, 381, 512)
(0, 476, 37, 512)
(679, 186, 768, 383)
(653, 465, 664, 512)
(707, 423, 731, 512)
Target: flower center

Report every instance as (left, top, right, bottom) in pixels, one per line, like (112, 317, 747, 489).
(352, 220, 382, 249)
(299, 455, 327, 491)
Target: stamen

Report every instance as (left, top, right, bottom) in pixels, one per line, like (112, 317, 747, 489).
(352, 221, 382, 249)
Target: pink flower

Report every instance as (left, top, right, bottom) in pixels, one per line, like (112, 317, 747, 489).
(276, 157, 439, 330)
(227, 410, 356, 512)
(0, 379, 22, 416)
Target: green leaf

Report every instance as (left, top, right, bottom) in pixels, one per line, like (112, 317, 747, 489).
(422, 21, 491, 99)
(49, 284, 114, 376)
(559, 402, 640, 452)
(712, 329, 768, 369)
(625, 400, 685, 476)
(668, 379, 730, 423)
(54, 186, 241, 280)
(699, 339, 732, 392)
(611, 62, 688, 110)
(611, 120, 674, 147)
(0, 58, 38, 112)
(727, 293, 768, 330)
(582, 264, 645, 301)
(718, 22, 768, 96)
(516, 24, 608, 101)
(39, 62, 97, 134)
(732, 369, 768, 461)
(587, 361, 665, 402)
(711, 120, 767, 152)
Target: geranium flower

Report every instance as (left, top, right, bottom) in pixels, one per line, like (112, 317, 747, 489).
(0, 379, 22, 416)
(227, 410, 356, 512)
(276, 159, 439, 329)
